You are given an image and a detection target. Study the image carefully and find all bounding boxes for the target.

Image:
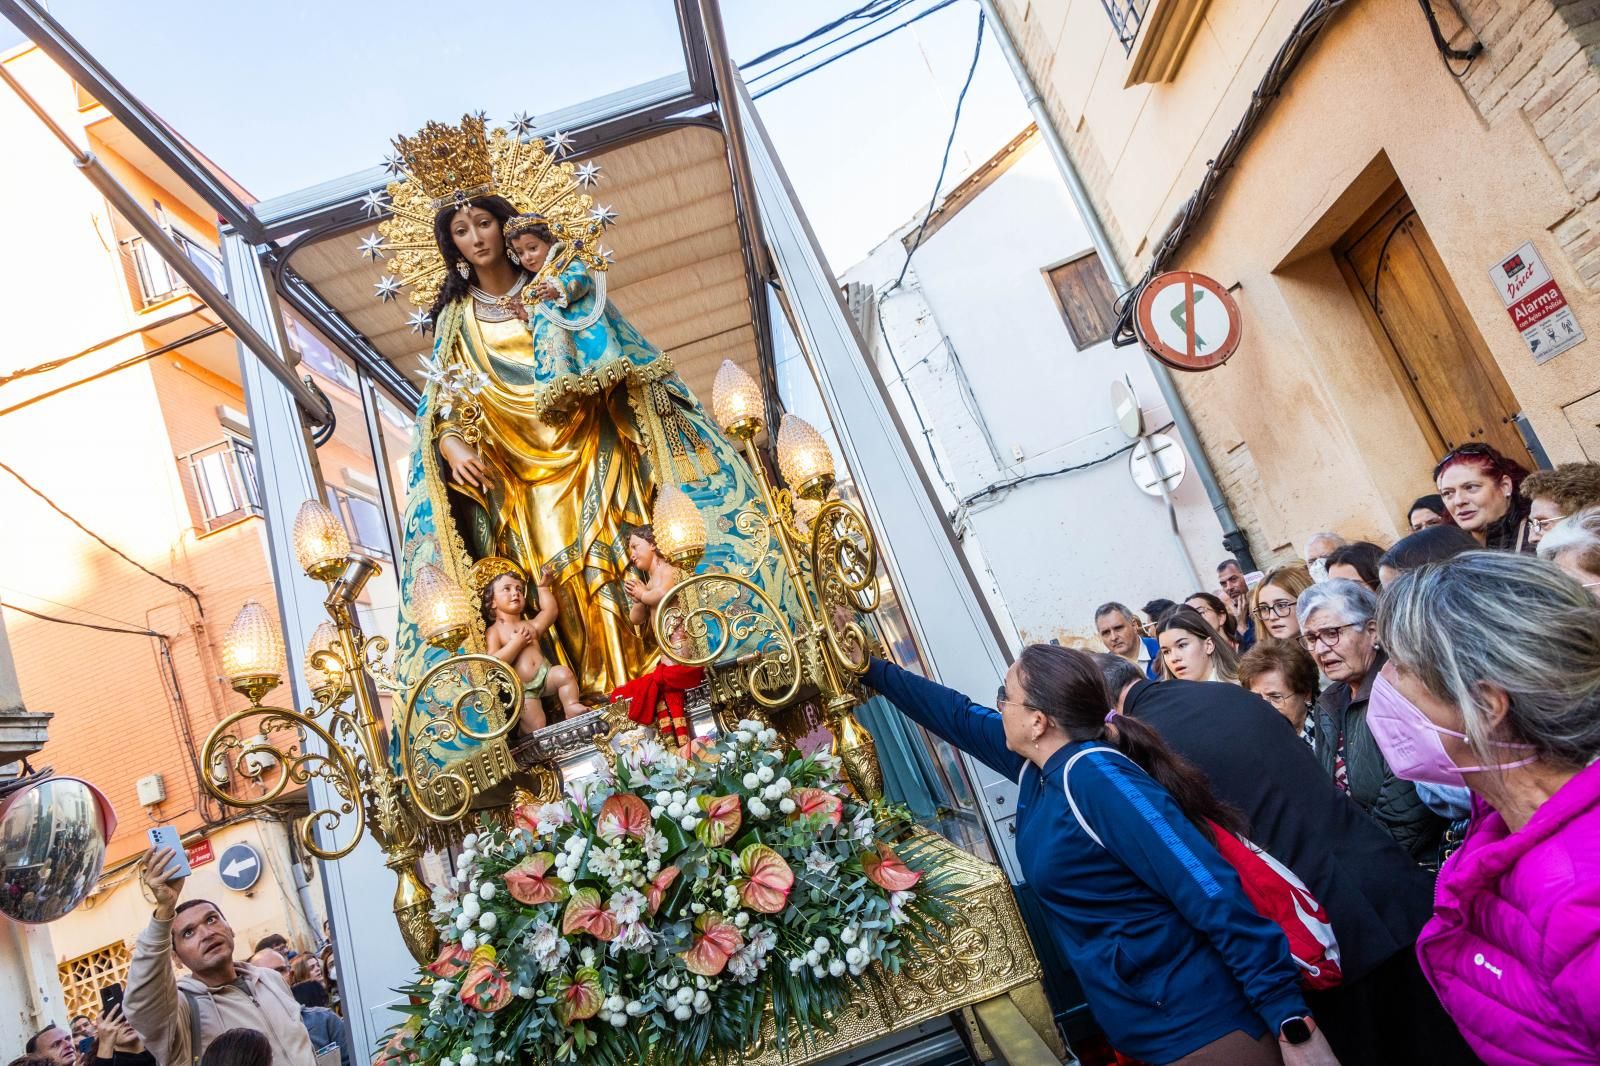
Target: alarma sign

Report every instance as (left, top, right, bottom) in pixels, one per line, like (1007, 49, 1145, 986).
(1489, 242, 1585, 364)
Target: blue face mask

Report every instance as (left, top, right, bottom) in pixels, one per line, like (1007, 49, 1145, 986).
(1308, 558, 1330, 584)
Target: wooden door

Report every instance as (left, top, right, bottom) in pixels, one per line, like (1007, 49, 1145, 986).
(1336, 187, 1531, 466)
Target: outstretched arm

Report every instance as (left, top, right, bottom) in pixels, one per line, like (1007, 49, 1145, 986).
(864, 658, 1023, 779)
(531, 576, 560, 638)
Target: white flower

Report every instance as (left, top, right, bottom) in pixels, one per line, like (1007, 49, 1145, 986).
(763, 784, 782, 802)
(650, 805, 665, 819)
(676, 987, 695, 1005)
(614, 921, 656, 952)
(735, 731, 753, 745)
(779, 797, 796, 814)
(679, 813, 699, 831)
(581, 946, 597, 967)
(478, 882, 495, 901)
(528, 918, 570, 972)
(805, 848, 838, 876)
(459, 1053, 477, 1066)
(626, 999, 646, 1016)
(889, 890, 912, 926)
(757, 765, 775, 784)
(454, 912, 473, 931)
(846, 947, 865, 966)
(851, 813, 877, 844)
(441, 1058, 453, 1066)
(642, 828, 668, 861)
(813, 936, 830, 953)
(611, 888, 645, 925)
(734, 911, 750, 928)
(564, 835, 587, 855)
(517, 985, 535, 1000)
(478, 912, 497, 931)
(840, 926, 857, 944)
(788, 958, 804, 975)
(691, 902, 706, 915)
(673, 1004, 693, 1021)
(828, 958, 846, 977)
(693, 990, 711, 1012)
(461, 930, 478, 951)
(741, 772, 760, 790)
(748, 797, 770, 819)
(666, 801, 685, 820)
(804, 950, 820, 966)
(654, 790, 674, 807)
(461, 895, 481, 919)
(536, 803, 573, 835)
(672, 790, 687, 804)
(775, 776, 791, 793)
(609, 1013, 627, 1027)
(462, 832, 479, 850)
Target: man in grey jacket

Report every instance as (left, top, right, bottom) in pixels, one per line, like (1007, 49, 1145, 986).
(124, 847, 315, 1066)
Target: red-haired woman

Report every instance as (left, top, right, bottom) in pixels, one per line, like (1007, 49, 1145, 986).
(1433, 443, 1532, 552)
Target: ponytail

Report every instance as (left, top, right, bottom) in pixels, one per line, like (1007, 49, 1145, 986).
(1104, 714, 1245, 845)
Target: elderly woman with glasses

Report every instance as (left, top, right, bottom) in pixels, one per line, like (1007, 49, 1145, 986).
(1537, 505, 1600, 598)
(1253, 564, 1314, 646)
(1298, 579, 1447, 866)
(1374, 552, 1600, 1064)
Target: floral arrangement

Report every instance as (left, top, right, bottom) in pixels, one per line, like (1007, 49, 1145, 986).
(379, 722, 951, 1066)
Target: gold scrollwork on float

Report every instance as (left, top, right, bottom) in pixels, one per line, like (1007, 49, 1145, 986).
(653, 572, 803, 708)
(399, 654, 522, 824)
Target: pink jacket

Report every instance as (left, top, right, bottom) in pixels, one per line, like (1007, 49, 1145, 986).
(1416, 760, 1600, 1064)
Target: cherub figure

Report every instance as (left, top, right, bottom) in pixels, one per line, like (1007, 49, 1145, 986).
(623, 525, 688, 656)
(478, 560, 587, 731)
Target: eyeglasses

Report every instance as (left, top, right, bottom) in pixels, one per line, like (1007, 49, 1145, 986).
(1528, 514, 1568, 535)
(1432, 442, 1496, 480)
(1299, 622, 1362, 651)
(1255, 691, 1303, 708)
(995, 685, 1040, 714)
(1255, 599, 1296, 620)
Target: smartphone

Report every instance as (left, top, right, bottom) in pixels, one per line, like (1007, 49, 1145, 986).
(146, 826, 192, 878)
(99, 981, 124, 1014)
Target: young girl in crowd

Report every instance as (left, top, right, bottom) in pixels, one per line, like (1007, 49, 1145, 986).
(1254, 564, 1314, 646)
(1156, 607, 1240, 684)
(1185, 592, 1242, 649)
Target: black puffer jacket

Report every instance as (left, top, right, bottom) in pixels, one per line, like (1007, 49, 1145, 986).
(1314, 652, 1447, 866)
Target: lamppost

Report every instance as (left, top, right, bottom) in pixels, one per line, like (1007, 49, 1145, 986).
(649, 360, 887, 799)
(203, 500, 518, 963)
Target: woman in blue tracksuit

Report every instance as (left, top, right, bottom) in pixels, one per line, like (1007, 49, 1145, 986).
(867, 645, 1339, 1065)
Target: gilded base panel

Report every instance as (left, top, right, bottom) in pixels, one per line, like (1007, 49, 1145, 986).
(741, 830, 1063, 1065)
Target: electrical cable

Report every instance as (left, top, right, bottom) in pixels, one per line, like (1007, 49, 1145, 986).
(0, 307, 205, 388)
(751, 0, 967, 100)
(746, 0, 918, 86)
(0, 323, 227, 420)
(0, 459, 204, 615)
(887, 6, 986, 291)
(960, 422, 1177, 508)
(743, 0, 910, 67)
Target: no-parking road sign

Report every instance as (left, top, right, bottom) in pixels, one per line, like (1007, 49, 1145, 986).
(1134, 271, 1242, 372)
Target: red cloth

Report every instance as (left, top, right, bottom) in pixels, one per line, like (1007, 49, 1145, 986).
(611, 662, 703, 744)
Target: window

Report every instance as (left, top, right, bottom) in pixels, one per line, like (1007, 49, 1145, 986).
(287, 315, 359, 394)
(1101, 0, 1149, 52)
(58, 941, 130, 1021)
(328, 485, 392, 559)
(119, 202, 226, 306)
(186, 437, 262, 531)
(1046, 251, 1119, 349)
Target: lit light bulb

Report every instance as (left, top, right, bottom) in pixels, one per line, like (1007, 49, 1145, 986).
(293, 499, 351, 580)
(652, 484, 706, 566)
(303, 621, 345, 699)
(793, 496, 823, 535)
(711, 360, 764, 440)
(414, 564, 473, 650)
(776, 414, 836, 501)
(221, 601, 284, 699)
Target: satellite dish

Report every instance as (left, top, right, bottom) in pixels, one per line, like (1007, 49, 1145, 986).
(0, 775, 116, 924)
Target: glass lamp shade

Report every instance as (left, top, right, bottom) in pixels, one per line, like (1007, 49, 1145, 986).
(711, 359, 764, 440)
(414, 564, 474, 649)
(303, 621, 345, 698)
(777, 414, 836, 500)
(652, 483, 706, 566)
(221, 601, 285, 698)
(792, 496, 823, 535)
(293, 499, 351, 579)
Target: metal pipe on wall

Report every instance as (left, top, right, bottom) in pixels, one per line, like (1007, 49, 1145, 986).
(975, 0, 1256, 571)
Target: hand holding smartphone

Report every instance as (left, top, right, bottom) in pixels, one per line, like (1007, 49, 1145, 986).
(143, 827, 191, 917)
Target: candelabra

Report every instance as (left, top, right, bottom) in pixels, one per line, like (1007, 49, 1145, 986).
(201, 501, 520, 963)
(649, 360, 887, 799)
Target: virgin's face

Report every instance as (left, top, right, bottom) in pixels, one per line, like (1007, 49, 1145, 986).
(1158, 628, 1214, 680)
(1437, 461, 1512, 533)
(449, 206, 506, 273)
(1186, 597, 1228, 635)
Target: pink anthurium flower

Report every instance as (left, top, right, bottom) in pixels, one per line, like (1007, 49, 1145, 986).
(560, 886, 620, 942)
(696, 794, 743, 847)
(790, 788, 843, 826)
(552, 966, 603, 1026)
(862, 842, 922, 893)
(425, 942, 472, 979)
(736, 843, 794, 914)
(683, 912, 744, 976)
(458, 956, 513, 1013)
(597, 793, 652, 841)
(504, 852, 568, 906)
(646, 865, 680, 916)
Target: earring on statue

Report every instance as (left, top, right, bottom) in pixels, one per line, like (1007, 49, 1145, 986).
(456, 260, 471, 280)
(506, 247, 519, 263)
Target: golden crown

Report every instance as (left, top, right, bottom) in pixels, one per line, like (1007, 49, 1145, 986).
(466, 556, 525, 595)
(362, 112, 618, 310)
(392, 114, 498, 212)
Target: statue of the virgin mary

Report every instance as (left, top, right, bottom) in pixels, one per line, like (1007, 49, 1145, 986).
(376, 115, 796, 766)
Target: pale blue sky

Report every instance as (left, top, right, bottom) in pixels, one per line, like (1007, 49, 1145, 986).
(2, 0, 1031, 269)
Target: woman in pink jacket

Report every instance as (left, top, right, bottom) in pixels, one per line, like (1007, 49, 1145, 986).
(1374, 550, 1600, 1064)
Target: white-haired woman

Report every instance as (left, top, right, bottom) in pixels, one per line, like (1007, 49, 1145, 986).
(1298, 580, 1447, 865)
(1536, 505, 1600, 599)
(1374, 552, 1600, 1064)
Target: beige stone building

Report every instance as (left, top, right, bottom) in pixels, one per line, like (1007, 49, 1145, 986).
(990, 0, 1600, 559)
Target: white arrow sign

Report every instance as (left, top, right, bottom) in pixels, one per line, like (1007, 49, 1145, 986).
(223, 854, 258, 879)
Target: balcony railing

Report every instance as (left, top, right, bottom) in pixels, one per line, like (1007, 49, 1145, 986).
(1102, 0, 1146, 52)
(121, 230, 226, 307)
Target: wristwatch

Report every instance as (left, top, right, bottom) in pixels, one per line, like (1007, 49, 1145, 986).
(1278, 1016, 1316, 1045)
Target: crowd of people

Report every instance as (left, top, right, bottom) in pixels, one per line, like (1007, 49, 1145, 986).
(872, 445, 1600, 1065)
(12, 444, 1599, 1066)
(12, 869, 346, 1066)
